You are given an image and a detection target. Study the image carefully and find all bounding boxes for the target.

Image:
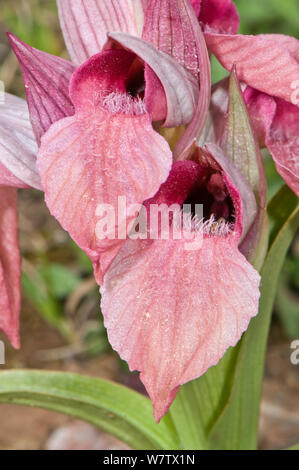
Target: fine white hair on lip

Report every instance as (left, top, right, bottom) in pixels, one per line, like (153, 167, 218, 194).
(102, 92, 146, 115)
(199, 214, 233, 236)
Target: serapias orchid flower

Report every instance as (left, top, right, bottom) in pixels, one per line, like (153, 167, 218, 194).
(0, 94, 39, 348)
(101, 143, 260, 421)
(8, 0, 211, 282)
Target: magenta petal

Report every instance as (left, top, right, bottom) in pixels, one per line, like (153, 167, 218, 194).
(8, 33, 75, 145)
(199, 0, 239, 34)
(205, 33, 299, 105)
(0, 93, 40, 189)
(38, 50, 172, 282)
(69, 50, 134, 108)
(109, 32, 199, 127)
(101, 234, 260, 421)
(145, 161, 204, 208)
(57, 0, 143, 64)
(0, 188, 21, 349)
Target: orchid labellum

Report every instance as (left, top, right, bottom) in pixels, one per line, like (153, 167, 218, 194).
(0, 0, 298, 427)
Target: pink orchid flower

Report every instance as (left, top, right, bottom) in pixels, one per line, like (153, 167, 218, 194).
(0, 94, 40, 348)
(2, 0, 210, 345)
(1, 0, 293, 421)
(8, 0, 212, 283)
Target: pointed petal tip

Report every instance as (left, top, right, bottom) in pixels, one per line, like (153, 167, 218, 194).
(7, 31, 27, 51)
(150, 385, 179, 423)
(0, 93, 40, 190)
(6, 31, 15, 41)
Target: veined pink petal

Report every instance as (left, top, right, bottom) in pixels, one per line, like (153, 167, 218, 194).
(57, 0, 144, 64)
(0, 93, 40, 189)
(0, 188, 21, 349)
(70, 49, 134, 109)
(244, 88, 299, 196)
(142, 0, 203, 79)
(8, 33, 75, 145)
(101, 161, 260, 421)
(141, 0, 211, 139)
(199, 0, 239, 34)
(172, 29, 211, 158)
(204, 33, 299, 105)
(109, 32, 199, 127)
(152, 5, 210, 159)
(102, 236, 260, 421)
(38, 50, 172, 282)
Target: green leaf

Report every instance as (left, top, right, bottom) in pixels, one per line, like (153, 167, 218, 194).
(208, 185, 299, 449)
(0, 370, 179, 450)
(170, 347, 238, 449)
(268, 185, 298, 246)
